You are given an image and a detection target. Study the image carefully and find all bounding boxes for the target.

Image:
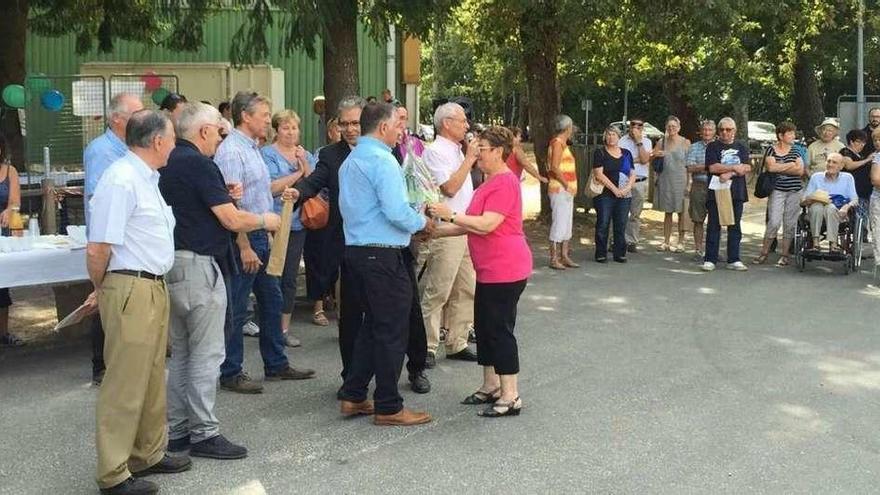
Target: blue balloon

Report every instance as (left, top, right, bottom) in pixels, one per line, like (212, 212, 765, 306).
(40, 89, 64, 112)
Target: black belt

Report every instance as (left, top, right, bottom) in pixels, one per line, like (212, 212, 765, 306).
(635, 177, 647, 183)
(358, 243, 407, 249)
(111, 269, 164, 281)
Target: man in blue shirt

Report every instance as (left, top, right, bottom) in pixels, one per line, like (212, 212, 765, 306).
(337, 102, 434, 426)
(83, 92, 143, 386)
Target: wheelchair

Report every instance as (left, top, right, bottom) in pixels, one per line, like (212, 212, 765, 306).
(793, 204, 864, 274)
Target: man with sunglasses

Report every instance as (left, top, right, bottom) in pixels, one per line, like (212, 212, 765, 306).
(700, 117, 751, 272)
(619, 117, 653, 253)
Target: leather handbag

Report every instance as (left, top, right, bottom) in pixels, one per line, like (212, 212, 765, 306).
(587, 171, 604, 197)
(300, 195, 330, 230)
(753, 147, 775, 199)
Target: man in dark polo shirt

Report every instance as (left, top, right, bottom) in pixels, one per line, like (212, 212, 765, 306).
(159, 102, 282, 459)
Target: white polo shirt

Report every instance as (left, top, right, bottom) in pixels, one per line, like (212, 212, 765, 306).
(619, 135, 653, 178)
(422, 135, 474, 214)
(88, 151, 176, 275)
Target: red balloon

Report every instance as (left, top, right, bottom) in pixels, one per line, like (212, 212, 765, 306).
(142, 71, 162, 91)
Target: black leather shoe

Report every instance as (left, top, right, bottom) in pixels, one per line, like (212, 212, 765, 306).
(190, 434, 248, 460)
(132, 454, 192, 477)
(446, 347, 478, 362)
(167, 435, 190, 453)
(264, 365, 316, 380)
(100, 477, 158, 495)
(425, 352, 436, 369)
(613, 257, 628, 263)
(92, 369, 105, 387)
(409, 372, 431, 394)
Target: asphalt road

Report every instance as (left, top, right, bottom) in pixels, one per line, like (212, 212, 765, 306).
(2, 204, 880, 494)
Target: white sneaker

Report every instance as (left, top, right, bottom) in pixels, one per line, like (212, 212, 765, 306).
(242, 321, 260, 336)
(726, 261, 748, 271)
(700, 261, 716, 272)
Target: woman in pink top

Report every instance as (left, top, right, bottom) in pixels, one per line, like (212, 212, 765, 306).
(428, 126, 531, 418)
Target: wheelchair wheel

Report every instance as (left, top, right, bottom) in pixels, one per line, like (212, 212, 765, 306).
(794, 231, 806, 271)
(853, 214, 864, 269)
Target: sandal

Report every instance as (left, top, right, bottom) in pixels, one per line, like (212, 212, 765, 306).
(561, 257, 580, 268)
(549, 260, 566, 270)
(478, 396, 522, 417)
(657, 243, 670, 252)
(312, 310, 329, 327)
(752, 254, 768, 265)
(775, 256, 790, 267)
(0, 333, 25, 347)
(461, 387, 500, 405)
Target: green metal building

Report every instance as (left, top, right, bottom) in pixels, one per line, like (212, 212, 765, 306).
(25, 8, 389, 157)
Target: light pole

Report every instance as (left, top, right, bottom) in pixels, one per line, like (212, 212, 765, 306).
(857, 0, 865, 125)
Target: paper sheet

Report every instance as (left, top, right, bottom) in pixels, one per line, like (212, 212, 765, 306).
(708, 175, 732, 191)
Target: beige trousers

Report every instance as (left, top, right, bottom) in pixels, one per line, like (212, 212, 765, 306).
(420, 236, 475, 355)
(96, 273, 170, 488)
(809, 202, 842, 244)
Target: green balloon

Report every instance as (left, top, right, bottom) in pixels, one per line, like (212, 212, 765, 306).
(151, 88, 169, 106)
(26, 75, 52, 95)
(2, 84, 26, 108)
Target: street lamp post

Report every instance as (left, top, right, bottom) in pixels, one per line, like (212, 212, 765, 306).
(857, 0, 865, 125)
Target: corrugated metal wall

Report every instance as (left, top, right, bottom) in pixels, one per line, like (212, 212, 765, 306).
(26, 8, 388, 151)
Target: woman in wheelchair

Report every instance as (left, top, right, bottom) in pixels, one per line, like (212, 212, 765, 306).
(800, 152, 859, 253)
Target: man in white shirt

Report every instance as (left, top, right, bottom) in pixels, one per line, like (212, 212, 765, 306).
(86, 110, 191, 495)
(420, 103, 479, 366)
(618, 117, 653, 252)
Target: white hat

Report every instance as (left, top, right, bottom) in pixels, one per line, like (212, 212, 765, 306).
(814, 117, 839, 136)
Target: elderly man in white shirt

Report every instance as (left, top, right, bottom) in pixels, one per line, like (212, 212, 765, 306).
(420, 102, 479, 366)
(618, 117, 653, 252)
(86, 110, 191, 495)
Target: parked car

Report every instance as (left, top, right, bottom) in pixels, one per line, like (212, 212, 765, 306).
(609, 120, 664, 141)
(748, 121, 776, 151)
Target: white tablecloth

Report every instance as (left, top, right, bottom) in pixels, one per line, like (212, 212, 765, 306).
(0, 248, 88, 288)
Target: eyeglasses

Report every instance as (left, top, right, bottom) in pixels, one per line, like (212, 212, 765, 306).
(718, 127, 735, 132)
(338, 120, 360, 128)
(629, 122, 644, 128)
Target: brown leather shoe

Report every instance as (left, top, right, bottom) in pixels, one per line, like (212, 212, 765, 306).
(340, 399, 375, 417)
(374, 408, 432, 426)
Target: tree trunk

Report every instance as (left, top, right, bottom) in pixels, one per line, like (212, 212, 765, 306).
(321, 0, 359, 121)
(0, 0, 28, 170)
(792, 51, 825, 138)
(519, 2, 561, 218)
(663, 71, 699, 141)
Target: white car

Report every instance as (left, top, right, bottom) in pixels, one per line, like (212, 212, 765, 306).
(610, 121, 664, 141)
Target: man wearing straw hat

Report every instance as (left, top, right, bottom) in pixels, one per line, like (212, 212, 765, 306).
(807, 118, 845, 175)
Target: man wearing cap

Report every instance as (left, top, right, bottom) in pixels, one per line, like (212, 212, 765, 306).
(618, 116, 653, 252)
(807, 118, 845, 175)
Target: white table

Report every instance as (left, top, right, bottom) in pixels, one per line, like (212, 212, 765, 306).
(0, 248, 88, 288)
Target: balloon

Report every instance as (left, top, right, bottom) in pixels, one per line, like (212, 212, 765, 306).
(27, 74, 52, 95)
(2, 85, 26, 108)
(151, 87, 169, 106)
(40, 89, 65, 112)
(142, 71, 162, 91)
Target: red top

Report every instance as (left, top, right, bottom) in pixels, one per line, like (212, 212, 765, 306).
(466, 170, 532, 283)
(505, 152, 523, 178)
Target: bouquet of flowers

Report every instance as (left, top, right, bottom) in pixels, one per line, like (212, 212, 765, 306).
(402, 138, 440, 212)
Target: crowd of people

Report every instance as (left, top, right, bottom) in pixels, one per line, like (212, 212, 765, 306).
(2, 80, 880, 494)
(542, 111, 880, 272)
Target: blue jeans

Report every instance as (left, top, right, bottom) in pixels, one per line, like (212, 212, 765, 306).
(220, 231, 288, 379)
(705, 200, 744, 264)
(594, 194, 632, 260)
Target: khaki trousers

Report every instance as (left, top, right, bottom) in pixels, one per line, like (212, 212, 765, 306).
(420, 236, 475, 355)
(809, 202, 842, 244)
(96, 273, 170, 489)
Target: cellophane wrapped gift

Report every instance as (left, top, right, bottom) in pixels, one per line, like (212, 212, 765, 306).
(402, 139, 440, 212)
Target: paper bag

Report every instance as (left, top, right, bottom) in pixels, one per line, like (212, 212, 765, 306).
(715, 188, 735, 226)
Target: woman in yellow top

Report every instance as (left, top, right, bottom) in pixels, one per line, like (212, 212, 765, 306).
(547, 114, 579, 269)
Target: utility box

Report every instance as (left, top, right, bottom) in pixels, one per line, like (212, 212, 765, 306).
(79, 62, 286, 112)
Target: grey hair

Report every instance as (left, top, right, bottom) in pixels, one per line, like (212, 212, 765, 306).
(337, 96, 366, 115)
(108, 92, 140, 118)
(701, 119, 716, 129)
(718, 117, 736, 129)
(604, 125, 622, 138)
(125, 110, 171, 148)
(433, 102, 464, 129)
(176, 102, 222, 141)
(554, 114, 574, 135)
(231, 91, 271, 127)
